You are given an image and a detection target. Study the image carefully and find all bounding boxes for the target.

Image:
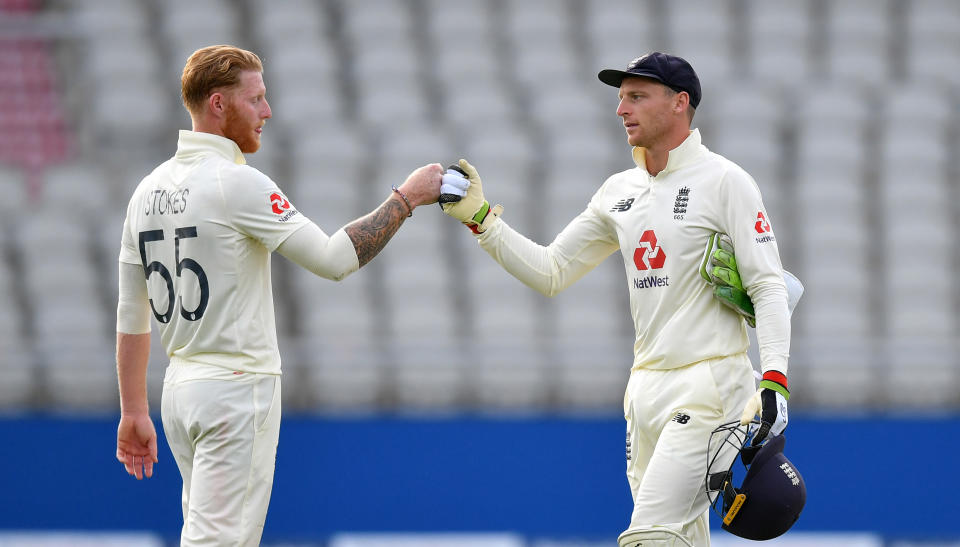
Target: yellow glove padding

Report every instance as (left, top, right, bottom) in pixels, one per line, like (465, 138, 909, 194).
(441, 159, 503, 234)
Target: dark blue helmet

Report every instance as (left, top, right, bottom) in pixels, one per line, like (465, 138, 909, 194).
(705, 421, 806, 540)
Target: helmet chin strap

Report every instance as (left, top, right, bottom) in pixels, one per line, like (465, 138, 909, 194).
(740, 443, 763, 465)
(708, 470, 747, 523)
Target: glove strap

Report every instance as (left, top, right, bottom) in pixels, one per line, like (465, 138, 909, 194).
(699, 232, 720, 282)
(470, 201, 491, 225)
(466, 202, 503, 234)
(759, 370, 790, 400)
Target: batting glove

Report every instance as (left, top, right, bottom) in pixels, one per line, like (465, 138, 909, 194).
(440, 159, 503, 234)
(700, 233, 756, 327)
(740, 371, 789, 446)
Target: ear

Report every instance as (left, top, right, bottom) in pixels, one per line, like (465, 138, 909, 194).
(674, 91, 690, 115)
(208, 92, 227, 118)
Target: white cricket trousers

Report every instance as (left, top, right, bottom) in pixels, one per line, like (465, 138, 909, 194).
(161, 364, 282, 547)
(622, 353, 755, 547)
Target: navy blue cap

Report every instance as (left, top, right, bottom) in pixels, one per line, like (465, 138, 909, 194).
(598, 52, 702, 108)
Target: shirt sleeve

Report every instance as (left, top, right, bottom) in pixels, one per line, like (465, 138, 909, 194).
(118, 196, 141, 265)
(275, 222, 360, 281)
(223, 164, 312, 252)
(718, 166, 791, 376)
(475, 200, 619, 297)
(116, 261, 152, 334)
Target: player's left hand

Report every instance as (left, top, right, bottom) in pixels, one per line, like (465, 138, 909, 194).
(700, 232, 755, 326)
(117, 413, 158, 480)
(440, 159, 503, 234)
(740, 371, 789, 446)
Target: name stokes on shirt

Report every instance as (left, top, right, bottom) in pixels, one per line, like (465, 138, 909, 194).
(144, 188, 189, 216)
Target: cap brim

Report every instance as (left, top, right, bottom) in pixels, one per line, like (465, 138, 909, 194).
(597, 69, 666, 88)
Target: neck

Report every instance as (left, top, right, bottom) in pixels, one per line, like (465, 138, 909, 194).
(643, 126, 691, 176)
(191, 117, 225, 138)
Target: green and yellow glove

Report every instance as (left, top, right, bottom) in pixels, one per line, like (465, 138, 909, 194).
(439, 159, 503, 234)
(700, 232, 756, 327)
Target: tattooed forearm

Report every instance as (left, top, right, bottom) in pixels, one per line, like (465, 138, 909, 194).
(344, 195, 408, 267)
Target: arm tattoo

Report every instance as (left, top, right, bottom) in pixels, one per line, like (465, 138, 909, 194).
(344, 195, 408, 267)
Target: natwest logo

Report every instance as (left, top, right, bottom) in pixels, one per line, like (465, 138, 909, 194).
(270, 192, 291, 215)
(633, 229, 666, 270)
(755, 211, 771, 234)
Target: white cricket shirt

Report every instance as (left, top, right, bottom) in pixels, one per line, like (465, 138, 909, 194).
(476, 129, 791, 374)
(118, 130, 311, 375)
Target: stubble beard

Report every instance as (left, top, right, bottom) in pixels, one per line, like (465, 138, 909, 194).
(223, 103, 261, 154)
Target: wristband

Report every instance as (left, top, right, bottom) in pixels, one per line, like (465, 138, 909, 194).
(759, 370, 790, 400)
(391, 185, 413, 217)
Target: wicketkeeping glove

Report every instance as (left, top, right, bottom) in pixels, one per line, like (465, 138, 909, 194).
(740, 371, 789, 446)
(700, 233, 806, 327)
(440, 159, 503, 234)
(700, 232, 756, 327)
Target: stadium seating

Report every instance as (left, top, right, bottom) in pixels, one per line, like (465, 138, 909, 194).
(3, 0, 957, 413)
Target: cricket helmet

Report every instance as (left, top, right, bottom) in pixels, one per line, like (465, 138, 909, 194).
(705, 421, 806, 541)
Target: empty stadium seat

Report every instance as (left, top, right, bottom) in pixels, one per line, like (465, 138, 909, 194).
(744, 0, 814, 84)
(904, 0, 960, 87)
(12, 0, 960, 414)
(823, 0, 893, 85)
(583, 0, 658, 70)
(663, 0, 737, 83)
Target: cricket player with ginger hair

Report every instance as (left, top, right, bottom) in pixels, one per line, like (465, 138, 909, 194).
(440, 52, 799, 546)
(115, 45, 441, 546)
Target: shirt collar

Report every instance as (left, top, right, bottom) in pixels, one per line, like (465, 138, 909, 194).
(176, 130, 247, 165)
(631, 128, 703, 175)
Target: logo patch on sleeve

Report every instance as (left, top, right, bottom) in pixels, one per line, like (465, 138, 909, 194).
(270, 192, 300, 222)
(754, 211, 771, 234)
(754, 211, 776, 243)
(270, 192, 291, 215)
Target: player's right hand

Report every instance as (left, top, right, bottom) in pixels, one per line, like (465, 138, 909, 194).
(396, 163, 443, 208)
(700, 232, 756, 327)
(439, 164, 469, 203)
(440, 159, 503, 234)
(117, 413, 158, 480)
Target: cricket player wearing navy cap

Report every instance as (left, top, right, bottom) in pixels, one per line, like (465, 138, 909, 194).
(440, 52, 800, 546)
(114, 45, 441, 546)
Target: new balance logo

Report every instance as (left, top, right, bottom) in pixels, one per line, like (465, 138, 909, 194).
(672, 413, 691, 425)
(610, 198, 635, 212)
(633, 230, 666, 270)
